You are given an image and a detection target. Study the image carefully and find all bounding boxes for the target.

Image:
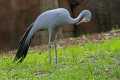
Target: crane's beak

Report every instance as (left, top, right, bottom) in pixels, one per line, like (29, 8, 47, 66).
(76, 16, 91, 25)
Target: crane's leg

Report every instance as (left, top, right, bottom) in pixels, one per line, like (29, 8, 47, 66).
(48, 42, 52, 64)
(53, 31, 59, 64)
(53, 41, 57, 64)
(55, 29, 65, 64)
(60, 32, 65, 64)
(48, 28, 59, 64)
(48, 28, 57, 64)
(48, 29, 52, 64)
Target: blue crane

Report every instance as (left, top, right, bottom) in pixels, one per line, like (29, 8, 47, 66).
(14, 8, 92, 64)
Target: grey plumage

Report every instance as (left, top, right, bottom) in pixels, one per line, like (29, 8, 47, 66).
(14, 8, 92, 63)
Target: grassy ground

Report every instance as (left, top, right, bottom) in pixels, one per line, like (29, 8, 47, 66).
(0, 37, 120, 80)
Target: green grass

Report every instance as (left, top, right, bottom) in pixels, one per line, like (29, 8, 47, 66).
(0, 37, 120, 80)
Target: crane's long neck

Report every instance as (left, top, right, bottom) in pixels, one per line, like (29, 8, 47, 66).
(69, 13, 82, 24)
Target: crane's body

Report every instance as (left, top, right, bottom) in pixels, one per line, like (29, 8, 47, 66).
(34, 8, 71, 28)
(14, 8, 92, 63)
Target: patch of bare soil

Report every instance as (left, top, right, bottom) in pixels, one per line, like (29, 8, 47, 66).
(2, 29, 120, 53)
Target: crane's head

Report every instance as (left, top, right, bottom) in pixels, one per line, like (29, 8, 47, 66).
(76, 10, 92, 25)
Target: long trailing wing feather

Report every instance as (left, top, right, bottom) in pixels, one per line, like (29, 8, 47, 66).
(14, 23, 34, 63)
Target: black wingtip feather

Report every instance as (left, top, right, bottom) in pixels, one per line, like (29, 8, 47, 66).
(14, 24, 33, 63)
